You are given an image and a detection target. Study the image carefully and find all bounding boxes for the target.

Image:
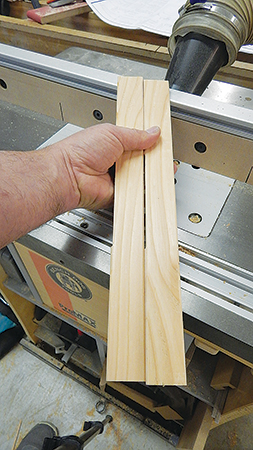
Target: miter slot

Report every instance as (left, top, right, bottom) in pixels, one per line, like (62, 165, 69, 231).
(55, 210, 113, 246)
(179, 250, 253, 289)
(180, 263, 253, 313)
(179, 248, 253, 313)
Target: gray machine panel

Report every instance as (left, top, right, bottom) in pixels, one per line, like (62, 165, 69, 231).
(0, 44, 252, 366)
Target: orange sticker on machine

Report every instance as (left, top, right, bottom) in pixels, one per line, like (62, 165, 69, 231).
(14, 243, 109, 338)
(29, 251, 78, 317)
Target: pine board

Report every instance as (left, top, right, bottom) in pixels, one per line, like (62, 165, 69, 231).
(144, 80, 186, 385)
(107, 77, 186, 386)
(106, 77, 145, 381)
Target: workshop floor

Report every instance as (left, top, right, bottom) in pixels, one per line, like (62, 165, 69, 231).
(1, 345, 253, 450)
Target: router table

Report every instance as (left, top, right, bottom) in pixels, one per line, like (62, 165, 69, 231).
(0, 7, 252, 448)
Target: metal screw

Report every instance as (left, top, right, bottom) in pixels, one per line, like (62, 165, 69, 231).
(188, 213, 202, 224)
(80, 221, 89, 229)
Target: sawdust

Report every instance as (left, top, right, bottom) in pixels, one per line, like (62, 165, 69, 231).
(104, 408, 125, 450)
(228, 426, 238, 448)
(178, 245, 196, 257)
(85, 406, 95, 417)
(10, 420, 22, 450)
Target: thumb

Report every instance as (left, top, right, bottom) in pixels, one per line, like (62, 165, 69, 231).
(116, 126, 161, 152)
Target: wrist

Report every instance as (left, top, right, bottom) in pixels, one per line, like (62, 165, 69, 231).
(41, 144, 81, 215)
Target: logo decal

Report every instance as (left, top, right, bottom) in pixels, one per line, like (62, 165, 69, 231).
(46, 264, 92, 300)
(59, 303, 96, 328)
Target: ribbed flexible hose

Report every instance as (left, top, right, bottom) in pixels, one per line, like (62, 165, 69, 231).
(200, 0, 253, 41)
(169, 0, 253, 66)
(216, 0, 253, 42)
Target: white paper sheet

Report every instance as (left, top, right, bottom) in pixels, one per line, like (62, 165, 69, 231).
(86, 0, 182, 37)
(240, 44, 253, 54)
(86, 0, 253, 54)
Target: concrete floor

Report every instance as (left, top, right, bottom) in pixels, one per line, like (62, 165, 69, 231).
(1, 345, 176, 450)
(205, 415, 253, 450)
(1, 344, 253, 450)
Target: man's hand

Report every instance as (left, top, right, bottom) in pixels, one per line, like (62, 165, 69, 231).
(51, 123, 161, 210)
(0, 123, 161, 248)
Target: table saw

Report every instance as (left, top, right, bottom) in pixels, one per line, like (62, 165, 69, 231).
(0, 41, 252, 446)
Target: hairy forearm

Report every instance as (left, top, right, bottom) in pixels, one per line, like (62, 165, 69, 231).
(0, 124, 161, 249)
(0, 147, 79, 249)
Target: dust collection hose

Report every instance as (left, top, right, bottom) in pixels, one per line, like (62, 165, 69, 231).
(166, 0, 253, 95)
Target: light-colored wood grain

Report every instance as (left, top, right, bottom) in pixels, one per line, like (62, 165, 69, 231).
(2, 5, 253, 87)
(144, 80, 186, 386)
(187, 333, 253, 369)
(107, 382, 155, 412)
(0, 15, 168, 66)
(211, 353, 243, 390)
(11, 420, 22, 450)
(106, 77, 145, 381)
(155, 405, 183, 421)
(27, 3, 90, 25)
(211, 365, 253, 428)
(185, 341, 196, 368)
(194, 338, 219, 355)
(177, 401, 213, 450)
(107, 78, 186, 385)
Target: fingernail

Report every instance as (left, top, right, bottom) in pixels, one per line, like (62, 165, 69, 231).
(146, 126, 160, 134)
